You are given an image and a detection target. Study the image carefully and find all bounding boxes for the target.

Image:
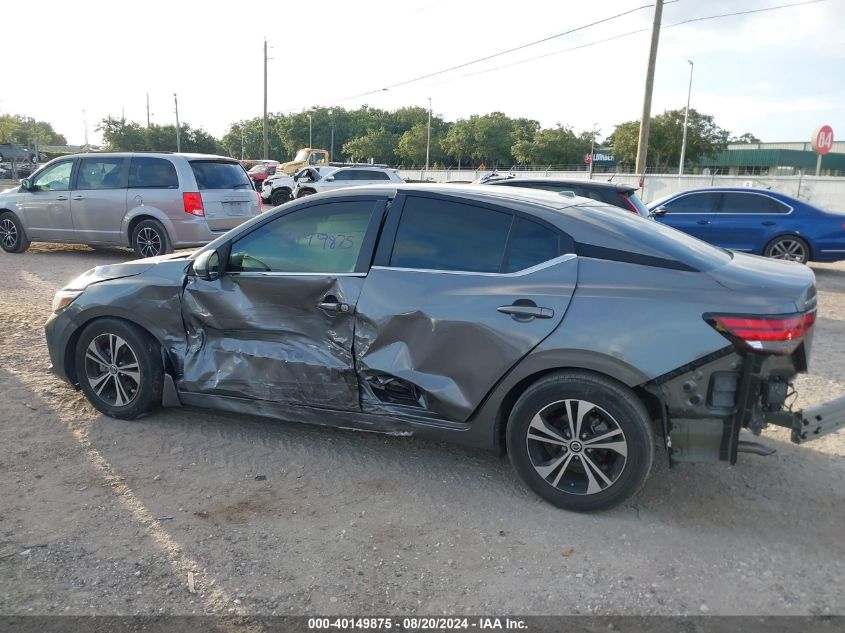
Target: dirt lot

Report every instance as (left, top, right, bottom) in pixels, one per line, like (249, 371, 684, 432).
(1, 244, 844, 617)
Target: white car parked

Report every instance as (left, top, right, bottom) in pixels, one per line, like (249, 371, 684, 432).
(262, 166, 337, 207)
(292, 166, 403, 199)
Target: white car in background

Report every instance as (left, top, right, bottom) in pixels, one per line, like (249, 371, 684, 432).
(292, 165, 403, 199)
(262, 165, 337, 207)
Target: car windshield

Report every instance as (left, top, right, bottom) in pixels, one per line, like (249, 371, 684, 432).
(248, 164, 270, 174)
(293, 149, 310, 162)
(190, 160, 252, 190)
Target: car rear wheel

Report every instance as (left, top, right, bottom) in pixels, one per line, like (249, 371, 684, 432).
(0, 212, 31, 253)
(74, 318, 163, 420)
(764, 236, 809, 264)
(506, 371, 654, 512)
(132, 219, 172, 259)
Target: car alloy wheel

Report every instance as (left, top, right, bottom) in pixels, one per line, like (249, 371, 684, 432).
(84, 333, 141, 407)
(767, 238, 807, 263)
(0, 218, 17, 249)
(525, 399, 628, 495)
(136, 227, 162, 257)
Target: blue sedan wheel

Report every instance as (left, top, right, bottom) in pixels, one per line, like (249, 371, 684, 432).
(764, 236, 809, 264)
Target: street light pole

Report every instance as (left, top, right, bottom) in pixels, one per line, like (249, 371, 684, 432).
(425, 97, 432, 173)
(263, 38, 269, 160)
(173, 93, 181, 152)
(678, 59, 694, 176)
(588, 123, 599, 180)
(307, 114, 312, 148)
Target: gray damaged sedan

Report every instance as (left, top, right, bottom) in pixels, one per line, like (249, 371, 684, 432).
(44, 184, 845, 511)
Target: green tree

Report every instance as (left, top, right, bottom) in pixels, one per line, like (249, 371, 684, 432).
(343, 128, 400, 164)
(441, 119, 475, 168)
(731, 132, 761, 144)
(512, 124, 589, 166)
(98, 117, 222, 153)
(609, 109, 731, 170)
(0, 114, 66, 146)
(97, 117, 147, 151)
(396, 121, 448, 167)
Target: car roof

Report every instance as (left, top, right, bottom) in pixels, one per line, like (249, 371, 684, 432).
(483, 176, 637, 194)
(54, 151, 240, 161)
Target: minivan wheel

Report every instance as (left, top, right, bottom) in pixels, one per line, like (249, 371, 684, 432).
(764, 235, 809, 264)
(74, 318, 163, 420)
(132, 219, 172, 258)
(0, 212, 31, 253)
(506, 371, 654, 512)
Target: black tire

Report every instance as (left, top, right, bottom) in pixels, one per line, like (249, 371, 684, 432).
(763, 235, 810, 264)
(131, 219, 172, 259)
(271, 187, 291, 206)
(0, 211, 31, 253)
(74, 318, 163, 420)
(506, 371, 654, 512)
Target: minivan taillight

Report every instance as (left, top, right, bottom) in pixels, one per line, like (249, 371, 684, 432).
(706, 311, 816, 355)
(183, 192, 204, 216)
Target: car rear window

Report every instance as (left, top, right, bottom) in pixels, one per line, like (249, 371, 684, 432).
(190, 160, 252, 190)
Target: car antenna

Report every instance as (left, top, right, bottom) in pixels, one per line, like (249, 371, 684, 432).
(607, 171, 617, 182)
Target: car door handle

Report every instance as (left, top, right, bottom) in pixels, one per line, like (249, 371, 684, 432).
(72, 195, 84, 200)
(696, 219, 710, 225)
(55, 195, 68, 201)
(497, 305, 554, 319)
(318, 298, 352, 314)
(762, 221, 776, 226)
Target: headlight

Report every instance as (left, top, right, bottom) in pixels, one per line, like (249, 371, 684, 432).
(52, 289, 82, 313)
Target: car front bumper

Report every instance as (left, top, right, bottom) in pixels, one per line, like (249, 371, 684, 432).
(45, 309, 79, 385)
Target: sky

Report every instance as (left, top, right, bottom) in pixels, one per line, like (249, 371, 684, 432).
(4, 0, 844, 149)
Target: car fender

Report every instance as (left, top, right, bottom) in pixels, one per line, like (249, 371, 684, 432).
(121, 205, 178, 245)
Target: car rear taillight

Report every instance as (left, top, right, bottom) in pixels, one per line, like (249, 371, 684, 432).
(183, 192, 204, 216)
(706, 311, 816, 355)
(619, 194, 640, 215)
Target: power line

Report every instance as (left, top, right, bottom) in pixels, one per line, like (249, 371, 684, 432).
(422, 0, 826, 88)
(281, 1, 678, 113)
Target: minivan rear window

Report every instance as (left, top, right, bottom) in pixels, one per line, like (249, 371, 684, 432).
(190, 160, 252, 190)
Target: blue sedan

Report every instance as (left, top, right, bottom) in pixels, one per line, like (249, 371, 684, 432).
(648, 188, 845, 264)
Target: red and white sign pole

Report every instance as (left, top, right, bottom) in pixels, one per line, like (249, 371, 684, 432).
(812, 125, 834, 176)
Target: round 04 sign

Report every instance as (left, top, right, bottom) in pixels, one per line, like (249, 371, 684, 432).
(812, 125, 834, 155)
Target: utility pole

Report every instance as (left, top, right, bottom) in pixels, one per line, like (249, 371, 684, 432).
(307, 113, 312, 148)
(589, 123, 598, 180)
(146, 93, 150, 127)
(635, 0, 664, 176)
(425, 97, 432, 173)
(263, 38, 269, 160)
(678, 59, 694, 176)
(82, 109, 88, 149)
(329, 109, 335, 158)
(240, 124, 245, 160)
(174, 93, 181, 152)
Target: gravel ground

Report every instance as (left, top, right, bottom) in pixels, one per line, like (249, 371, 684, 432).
(1, 244, 844, 616)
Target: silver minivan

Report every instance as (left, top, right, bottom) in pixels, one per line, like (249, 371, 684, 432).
(0, 152, 261, 258)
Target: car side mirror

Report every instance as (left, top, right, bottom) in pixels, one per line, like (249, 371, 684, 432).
(324, 175, 334, 181)
(193, 249, 220, 281)
(20, 178, 31, 191)
(650, 206, 667, 217)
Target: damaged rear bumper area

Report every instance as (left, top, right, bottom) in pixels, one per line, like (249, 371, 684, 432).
(647, 345, 845, 464)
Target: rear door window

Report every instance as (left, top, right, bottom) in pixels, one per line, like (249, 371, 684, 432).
(390, 196, 513, 273)
(190, 160, 252, 190)
(504, 218, 561, 273)
(332, 170, 354, 181)
(721, 192, 790, 214)
(663, 192, 720, 213)
(128, 157, 179, 189)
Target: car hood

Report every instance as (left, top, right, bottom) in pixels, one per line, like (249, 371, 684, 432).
(708, 251, 816, 313)
(64, 253, 193, 290)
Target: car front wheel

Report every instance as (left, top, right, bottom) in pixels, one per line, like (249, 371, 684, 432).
(74, 318, 163, 419)
(764, 235, 809, 264)
(0, 212, 31, 253)
(506, 371, 654, 512)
